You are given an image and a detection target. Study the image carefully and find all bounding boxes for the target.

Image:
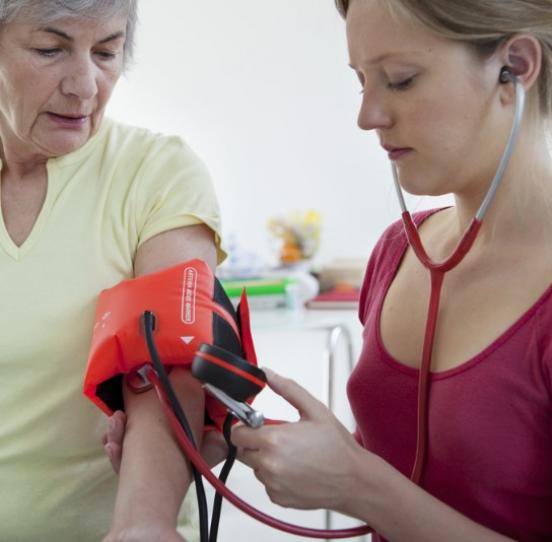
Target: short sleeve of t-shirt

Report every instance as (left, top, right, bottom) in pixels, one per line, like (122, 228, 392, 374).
(132, 134, 225, 262)
(358, 217, 406, 325)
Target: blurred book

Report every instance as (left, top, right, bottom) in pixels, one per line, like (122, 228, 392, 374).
(315, 258, 366, 292)
(306, 258, 365, 309)
(305, 287, 360, 310)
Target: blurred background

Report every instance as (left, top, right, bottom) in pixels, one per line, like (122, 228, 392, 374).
(106, 2, 454, 540)
(107, 0, 451, 273)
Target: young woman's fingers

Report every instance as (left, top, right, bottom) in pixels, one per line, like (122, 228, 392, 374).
(263, 368, 327, 419)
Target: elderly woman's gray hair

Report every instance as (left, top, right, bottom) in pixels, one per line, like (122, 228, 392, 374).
(0, 0, 138, 64)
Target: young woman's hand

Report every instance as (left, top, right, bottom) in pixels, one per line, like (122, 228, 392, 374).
(231, 368, 365, 513)
(103, 411, 229, 474)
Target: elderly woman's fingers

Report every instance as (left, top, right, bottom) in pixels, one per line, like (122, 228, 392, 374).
(104, 442, 123, 474)
(103, 410, 127, 474)
(102, 410, 127, 444)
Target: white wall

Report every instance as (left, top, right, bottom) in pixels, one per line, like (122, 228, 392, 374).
(107, 0, 448, 266)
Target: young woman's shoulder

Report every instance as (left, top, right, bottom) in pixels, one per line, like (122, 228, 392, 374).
(358, 208, 443, 323)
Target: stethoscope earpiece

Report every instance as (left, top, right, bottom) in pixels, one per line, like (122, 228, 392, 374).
(499, 66, 514, 84)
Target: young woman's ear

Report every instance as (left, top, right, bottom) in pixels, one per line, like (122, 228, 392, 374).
(498, 34, 542, 101)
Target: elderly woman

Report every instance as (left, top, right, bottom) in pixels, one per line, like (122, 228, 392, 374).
(0, 1, 222, 541)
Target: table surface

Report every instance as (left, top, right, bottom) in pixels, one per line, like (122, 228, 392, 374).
(250, 306, 360, 330)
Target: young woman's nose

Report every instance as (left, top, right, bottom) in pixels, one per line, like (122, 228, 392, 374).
(60, 57, 98, 100)
(357, 90, 393, 131)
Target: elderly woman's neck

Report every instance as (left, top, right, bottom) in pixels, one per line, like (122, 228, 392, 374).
(0, 146, 49, 180)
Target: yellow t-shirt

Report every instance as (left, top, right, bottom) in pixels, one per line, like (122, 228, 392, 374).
(0, 118, 224, 541)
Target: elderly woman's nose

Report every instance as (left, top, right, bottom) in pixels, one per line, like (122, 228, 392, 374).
(357, 91, 393, 131)
(60, 60, 98, 99)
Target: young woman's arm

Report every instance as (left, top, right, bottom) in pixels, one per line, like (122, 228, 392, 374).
(232, 369, 514, 542)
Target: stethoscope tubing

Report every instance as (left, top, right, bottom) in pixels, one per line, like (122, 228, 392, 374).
(392, 77, 526, 484)
(147, 369, 374, 539)
(477, 78, 526, 221)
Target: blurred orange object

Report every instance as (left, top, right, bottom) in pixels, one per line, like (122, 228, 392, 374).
(268, 210, 321, 265)
(280, 241, 302, 263)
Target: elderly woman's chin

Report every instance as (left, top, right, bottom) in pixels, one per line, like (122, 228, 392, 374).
(49, 131, 92, 156)
(37, 115, 97, 157)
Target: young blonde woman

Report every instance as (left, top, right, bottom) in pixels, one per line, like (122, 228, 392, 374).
(231, 1, 552, 541)
(107, 1, 552, 540)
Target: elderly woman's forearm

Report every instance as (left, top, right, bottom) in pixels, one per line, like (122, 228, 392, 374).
(110, 369, 205, 530)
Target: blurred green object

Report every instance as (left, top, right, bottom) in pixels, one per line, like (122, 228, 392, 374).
(220, 277, 292, 298)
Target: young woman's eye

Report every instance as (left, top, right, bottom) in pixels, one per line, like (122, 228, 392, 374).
(387, 75, 416, 91)
(34, 48, 60, 58)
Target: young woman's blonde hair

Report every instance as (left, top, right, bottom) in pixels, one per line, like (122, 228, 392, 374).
(335, 0, 552, 118)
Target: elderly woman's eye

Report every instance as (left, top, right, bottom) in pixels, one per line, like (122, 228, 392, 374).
(95, 50, 118, 61)
(34, 48, 60, 57)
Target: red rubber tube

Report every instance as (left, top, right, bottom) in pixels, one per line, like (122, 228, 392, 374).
(401, 214, 483, 484)
(147, 370, 373, 539)
(410, 269, 443, 484)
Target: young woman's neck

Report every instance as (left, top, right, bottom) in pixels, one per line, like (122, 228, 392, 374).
(452, 126, 552, 247)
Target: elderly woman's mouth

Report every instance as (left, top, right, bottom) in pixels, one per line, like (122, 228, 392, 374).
(47, 112, 89, 128)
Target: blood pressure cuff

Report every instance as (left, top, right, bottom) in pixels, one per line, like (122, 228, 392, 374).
(83, 258, 259, 431)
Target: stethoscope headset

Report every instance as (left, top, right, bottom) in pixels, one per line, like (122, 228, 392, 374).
(137, 66, 525, 541)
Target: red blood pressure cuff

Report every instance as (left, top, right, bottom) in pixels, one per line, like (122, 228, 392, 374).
(83, 259, 260, 431)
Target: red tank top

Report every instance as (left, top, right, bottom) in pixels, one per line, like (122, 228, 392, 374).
(347, 210, 552, 541)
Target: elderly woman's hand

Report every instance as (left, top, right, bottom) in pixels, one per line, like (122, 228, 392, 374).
(103, 411, 127, 474)
(231, 369, 365, 513)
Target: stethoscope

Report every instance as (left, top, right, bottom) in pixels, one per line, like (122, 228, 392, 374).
(392, 66, 525, 484)
(137, 67, 526, 540)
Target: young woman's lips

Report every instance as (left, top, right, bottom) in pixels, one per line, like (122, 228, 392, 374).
(386, 147, 412, 161)
(47, 112, 88, 129)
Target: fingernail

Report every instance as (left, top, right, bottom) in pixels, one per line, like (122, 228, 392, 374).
(105, 444, 113, 460)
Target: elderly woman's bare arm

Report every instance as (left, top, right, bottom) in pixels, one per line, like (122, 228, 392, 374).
(105, 223, 217, 541)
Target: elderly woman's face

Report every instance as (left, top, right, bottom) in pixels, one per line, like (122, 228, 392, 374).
(0, 13, 127, 161)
